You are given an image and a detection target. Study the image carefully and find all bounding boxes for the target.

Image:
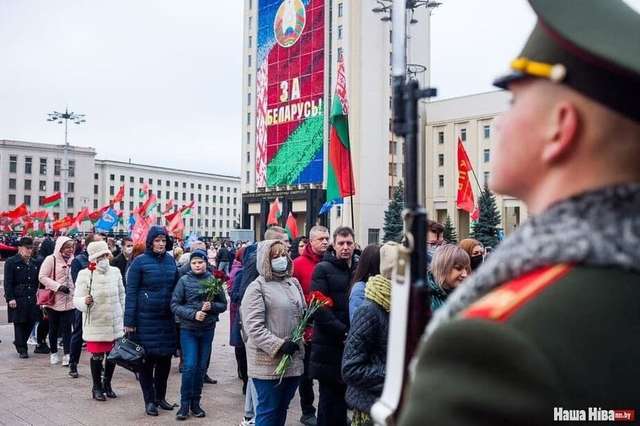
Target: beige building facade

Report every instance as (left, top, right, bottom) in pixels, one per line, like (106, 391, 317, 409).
(425, 91, 528, 242)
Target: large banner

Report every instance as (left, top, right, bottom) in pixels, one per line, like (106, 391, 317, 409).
(256, 0, 325, 187)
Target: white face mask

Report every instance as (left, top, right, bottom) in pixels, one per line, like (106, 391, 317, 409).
(271, 256, 288, 272)
(97, 259, 110, 272)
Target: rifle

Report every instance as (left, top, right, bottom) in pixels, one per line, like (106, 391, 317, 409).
(371, 1, 437, 424)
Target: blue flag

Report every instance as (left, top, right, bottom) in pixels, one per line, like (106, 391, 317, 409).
(319, 198, 343, 215)
(95, 208, 118, 232)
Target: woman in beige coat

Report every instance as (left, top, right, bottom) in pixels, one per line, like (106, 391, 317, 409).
(74, 241, 125, 401)
(241, 239, 306, 426)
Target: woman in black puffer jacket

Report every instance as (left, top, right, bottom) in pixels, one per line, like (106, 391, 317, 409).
(342, 242, 398, 426)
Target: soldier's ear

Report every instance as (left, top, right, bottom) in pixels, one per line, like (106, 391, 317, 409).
(541, 100, 579, 165)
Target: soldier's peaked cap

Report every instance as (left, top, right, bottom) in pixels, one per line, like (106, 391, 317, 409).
(494, 0, 640, 122)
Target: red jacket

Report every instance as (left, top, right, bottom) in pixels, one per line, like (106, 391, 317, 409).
(293, 244, 323, 297)
(293, 244, 323, 342)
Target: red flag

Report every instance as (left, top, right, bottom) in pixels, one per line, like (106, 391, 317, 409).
(131, 213, 155, 244)
(52, 216, 75, 231)
(456, 138, 477, 216)
(111, 185, 125, 204)
(163, 199, 174, 215)
(167, 210, 184, 239)
(30, 210, 49, 221)
(267, 198, 282, 226)
(285, 212, 299, 239)
(3, 203, 29, 220)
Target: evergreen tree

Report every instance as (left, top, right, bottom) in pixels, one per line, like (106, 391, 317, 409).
(443, 215, 458, 244)
(383, 182, 404, 243)
(471, 183, 502, 248)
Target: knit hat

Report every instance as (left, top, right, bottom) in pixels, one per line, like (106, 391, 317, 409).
(190, 249, 208, 263)
(87, 241, 111, 261)
(380, 242, 399, 280)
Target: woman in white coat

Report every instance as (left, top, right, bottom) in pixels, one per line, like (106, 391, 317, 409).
(74, 241, 125, 402)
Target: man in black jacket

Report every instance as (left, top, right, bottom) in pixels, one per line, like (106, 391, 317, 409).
(3, 237, 41, 358)
(310, 226, 358, 426)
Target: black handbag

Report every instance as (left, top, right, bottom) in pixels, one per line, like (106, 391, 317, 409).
(107, 334, 146, 372)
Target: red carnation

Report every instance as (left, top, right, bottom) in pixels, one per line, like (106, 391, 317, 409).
(213, 270, 226, 280)
(309, 291, 334, 309)
(88, 262, 97, 271)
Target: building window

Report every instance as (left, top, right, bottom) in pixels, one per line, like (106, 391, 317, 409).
(233, 197, 237, 204)
(25, 157, 32, 174)
(213, 195, 217, 203)
(24, 179, 32, 191)
(110, 186, 115, 196)
(438, 131, 444, 145)
(205, 206, 209, 214)
(219, 208, 223, 215)
(368, 228, 380, 245)
(461, 128, 467, 142)
(247, 132, 251, 145)
(157, 190, 161, 198)
(68, 160, 75, 177)
(190, 183, 194, 189)
(129, 201, 134, 211)
(338, 2, 343, 17)
(38, 196, 44, 206)
(93, 172, 98, 180)
(234, 188, 237, 193)
(337, 47, 343, 61)
(9, 178, 16, 189)
(438, 154, 444, 167)
(248, 35, 252, 48)
(118, 175, 123, 182)
(174, 191, 178, 199)
(247, 112, 251, 126)
(388, 162, 397, 176)
(95, 185, 99, 195)
(165, 180, 170, 186)
(183, 182, 187, 188)
(246, 171, 250, 183)
(9, 155, 17, 173)
(166, 191, 170, 199)
(484, 149, 490, 163)
(148, 178, 153, 184)
(67, 182, 74, 193)
(248, 16, 252, 29)
(483, 125, 491, 139)
(438, 175, 444, 188)
(55, 160, 62, 176)
(174, 181, 178, 187)
(110, 174, 115, 181)
(247, 92, 251, 106)
(182, 193, 186, 201)
(40, 158, 47, 175)
(213, 186, 217, 191)
(39, 180, 46, 191)
(139, 177, 144, 183)
(248, 74, 252, 87)
(8, 194, 16, 206)
(94, 200, 98, 209)
(338, 25, 343, 40)
(198, 194, 202, 202)
(67, 197, 74, 208)
(389, 141, 397, 155)
(248, 54, 252, 67)
(190, 193, 194, 201)
(129, 188, 134, 197)
(130, 176, 134, 183)
(484, 171, 490, 186)
(54, 181, 60, 192)
(226, 220, 230, 228)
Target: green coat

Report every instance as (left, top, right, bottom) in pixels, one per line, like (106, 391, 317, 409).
(400, 265, 640, 425)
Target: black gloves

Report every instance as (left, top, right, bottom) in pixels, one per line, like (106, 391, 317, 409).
(280, 341, 300, 356)
(58, 285, 70, 294)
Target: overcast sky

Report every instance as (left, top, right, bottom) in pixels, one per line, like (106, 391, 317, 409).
(2, 1, 637, 177)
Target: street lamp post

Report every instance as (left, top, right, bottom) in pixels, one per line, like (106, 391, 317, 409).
(47, 108, 86, 218)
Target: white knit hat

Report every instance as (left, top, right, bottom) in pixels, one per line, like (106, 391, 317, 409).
(87, 241, 111, 262)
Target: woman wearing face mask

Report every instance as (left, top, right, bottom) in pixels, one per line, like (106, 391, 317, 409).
(459, 238, 485, 271)
(171, 249, 227, 420)
(428, 244, 471, 312)
(241, 240, 307, 426)
(73, 241, 125, 401)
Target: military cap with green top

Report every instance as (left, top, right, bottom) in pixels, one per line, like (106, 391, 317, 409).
(494, 0, 640, 123)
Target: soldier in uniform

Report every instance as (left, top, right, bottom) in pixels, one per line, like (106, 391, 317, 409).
(3, 237, 42, 358)
(400, 0, 640, 424)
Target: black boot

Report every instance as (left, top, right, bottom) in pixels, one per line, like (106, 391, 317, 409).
(34, 343, 50, 354)
(190, 399, 206, 418)
(145, 402, 159, 416)
(156, 399, 176, 410)
(90, 358, 106, 401)
(68, 362, 79, 378)
(103, 360, 117, 398)
(176, 403, 190, 421)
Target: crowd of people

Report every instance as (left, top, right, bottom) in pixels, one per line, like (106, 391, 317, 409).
(2, 221, 487, 425)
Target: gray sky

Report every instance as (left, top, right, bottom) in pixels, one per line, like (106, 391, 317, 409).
(2, 1, 637, 177)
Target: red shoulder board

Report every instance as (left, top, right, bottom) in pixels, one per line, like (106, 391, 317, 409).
(462, 264, 573, 322)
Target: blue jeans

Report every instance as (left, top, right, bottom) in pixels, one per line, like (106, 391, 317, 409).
(253, 376, 301, 426)
(179, 327, 214, 404)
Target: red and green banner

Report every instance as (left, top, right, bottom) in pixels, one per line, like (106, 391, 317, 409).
(267, 197, 282, 226)
(326, 58, 355, 202)
(255, 0, 325, 187)
(1, 203, 29, 220)
(42, 192, 62, 208)
(285, 212, 299, 239)
(111, 185, 125, 204)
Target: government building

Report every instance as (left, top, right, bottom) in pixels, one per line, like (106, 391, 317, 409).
(0, 140, 240, 239)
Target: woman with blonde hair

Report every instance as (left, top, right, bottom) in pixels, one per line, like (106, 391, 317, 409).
(428, 244, 471, 311)
(458, 238, 485, 271)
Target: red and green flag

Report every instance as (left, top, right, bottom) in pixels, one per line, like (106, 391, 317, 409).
(41, 192, 62, 208)
(267, 198, 282, 226)
(285, 212, 299, 239)
(111, 185, 125, 204)
(326, 58, 355, 203)
(2, 203, 29, 220)
(139, 182, 149, 199)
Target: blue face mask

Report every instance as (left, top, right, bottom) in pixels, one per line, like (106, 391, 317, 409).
(271, 256, 288, 272)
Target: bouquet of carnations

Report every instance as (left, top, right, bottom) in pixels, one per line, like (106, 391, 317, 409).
(85, 261, 97, 325)
(199, 270, 226, 301)
(274, 291, 334, 382)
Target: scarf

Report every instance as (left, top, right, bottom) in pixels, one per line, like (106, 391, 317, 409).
(365, 274, 392, 312)
(426, 183, 640, 338)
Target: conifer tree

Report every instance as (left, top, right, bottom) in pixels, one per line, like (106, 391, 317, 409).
(443, 215, 457, 244)
(471, 183, 502, 248)
(383, 182, 404, 243)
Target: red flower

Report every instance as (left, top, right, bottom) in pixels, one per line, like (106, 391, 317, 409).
(308, 291, 334, 308)
(88, 262, 97, 271)
(213, 270, 226, 280)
